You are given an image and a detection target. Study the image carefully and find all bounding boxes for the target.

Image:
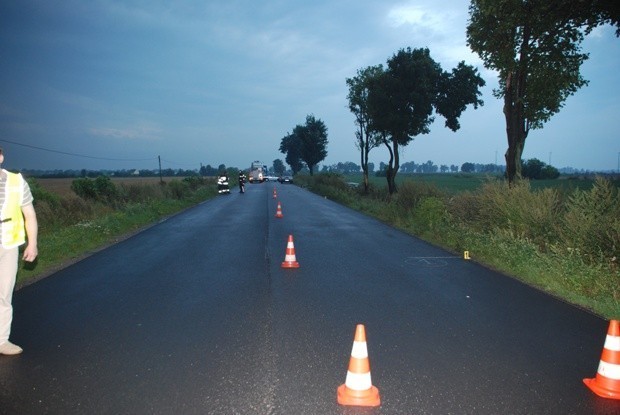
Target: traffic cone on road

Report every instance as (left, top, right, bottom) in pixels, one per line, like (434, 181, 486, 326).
(281, 235, 299, 268)
(584, 319, 620, 399)
(273, 188, 277, 199)
(275, 202, 284, 218)
(337, 324, 380, 407)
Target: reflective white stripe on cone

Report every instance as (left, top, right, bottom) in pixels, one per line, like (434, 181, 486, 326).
(281, 234, 299, 268)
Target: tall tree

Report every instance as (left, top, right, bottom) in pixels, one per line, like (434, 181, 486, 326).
(272, 159, 286, 176)
(466, 0, 614, 183)
(367, 47, 484, 194)
(579, 0, 620, 35)
(346, 65, 384, 193)
(296, 114, 328, 176)
(280, 115, 328, 176)
(279, 132, 304, 174)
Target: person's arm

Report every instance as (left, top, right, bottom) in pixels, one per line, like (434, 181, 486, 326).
(21, 203, 38, 262)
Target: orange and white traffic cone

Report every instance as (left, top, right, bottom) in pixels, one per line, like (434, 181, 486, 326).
(281, 234, 299, 268)
(275, 202, 284, 218)
(273, 188, 277, 199)
(584, 319, 620, 399)
(337, 324, 380, 407)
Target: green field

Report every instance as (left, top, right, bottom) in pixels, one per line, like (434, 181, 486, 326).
(342, 173, 613, 194)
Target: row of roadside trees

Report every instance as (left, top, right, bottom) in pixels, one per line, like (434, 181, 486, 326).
(279, 1, 618, 194)
(316, 158, 557, 179)
(346, 48, 485, 194)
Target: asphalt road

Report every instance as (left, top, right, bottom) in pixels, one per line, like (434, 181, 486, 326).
(0, 182, 617, 414)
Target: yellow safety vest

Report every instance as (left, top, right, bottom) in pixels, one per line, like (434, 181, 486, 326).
(1, 172, 26, 248)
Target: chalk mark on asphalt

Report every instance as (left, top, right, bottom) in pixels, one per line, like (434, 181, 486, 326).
(404, 256, 461, 267)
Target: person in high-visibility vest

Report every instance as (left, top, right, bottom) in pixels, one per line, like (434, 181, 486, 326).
(0, 148, 38, 355)
(217, 171, 230, 194)
(238, 171, 246, 193)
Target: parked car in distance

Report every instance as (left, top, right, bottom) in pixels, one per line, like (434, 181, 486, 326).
(278, 176, 293, 184)
(263, 175, 279, 182)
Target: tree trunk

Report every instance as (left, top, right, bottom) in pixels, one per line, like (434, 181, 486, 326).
(504, 130, 524, 183)
(359, 126, 370, 193)
(504, 89, 525, 184)
(382, 137, 396, 195)
(504, 22, 531, 185)
(392, 139, 400, 194)
(386, 166, 396, 194)
(363, 140, 370, 193)
(385, 138, 400, 195)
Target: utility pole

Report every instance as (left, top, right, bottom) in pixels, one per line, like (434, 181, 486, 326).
(158, 155, 163, 184)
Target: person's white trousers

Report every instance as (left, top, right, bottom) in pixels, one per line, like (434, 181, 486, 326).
(0, 246, 18, 343)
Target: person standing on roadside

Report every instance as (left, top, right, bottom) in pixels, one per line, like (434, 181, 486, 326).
(238, 170, 246, 193)
(0, 148, 38, 355)
(217, 170, 230, 194)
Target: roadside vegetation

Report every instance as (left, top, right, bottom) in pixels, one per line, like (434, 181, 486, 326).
(18, 176, 218, 287)
(294, 173, 620, 320)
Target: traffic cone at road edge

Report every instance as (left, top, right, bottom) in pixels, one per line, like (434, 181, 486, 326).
(337, 324, 380, 407)
(584, 319, 620, 400)
(281, 235, 300, 268)
(275, 202, 284, 218)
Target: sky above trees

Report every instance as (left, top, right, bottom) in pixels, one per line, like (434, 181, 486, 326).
(1, 0, 618, 172)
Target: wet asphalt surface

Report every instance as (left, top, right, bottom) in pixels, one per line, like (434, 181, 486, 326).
(0, 182, 617, 414)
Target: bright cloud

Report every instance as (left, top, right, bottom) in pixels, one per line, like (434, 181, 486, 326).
(387, 3, 459, 32)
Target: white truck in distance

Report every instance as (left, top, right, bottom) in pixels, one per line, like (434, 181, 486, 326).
(248, 161, 267, 183)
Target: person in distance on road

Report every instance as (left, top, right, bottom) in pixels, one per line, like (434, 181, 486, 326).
(0, 147, 38, 355)
(217, 170, 230, 194)
(238, 170, 246, 193)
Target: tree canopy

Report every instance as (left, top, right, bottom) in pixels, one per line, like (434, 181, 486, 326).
(466, 0, 616, 183)
(522, 158, 560, 179)
(279, 132, 304, 175)
(272, 159, 286, 176)
(363, 47, 484, 194)
(346, 65, 384, 192)
(279, 114, 328, 175)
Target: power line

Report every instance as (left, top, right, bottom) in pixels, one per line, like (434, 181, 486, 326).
(0, 138, 156, 162)
(160, 158, 191, 166)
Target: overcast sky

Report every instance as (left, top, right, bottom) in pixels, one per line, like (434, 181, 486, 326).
(1, 0, 618, 173)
